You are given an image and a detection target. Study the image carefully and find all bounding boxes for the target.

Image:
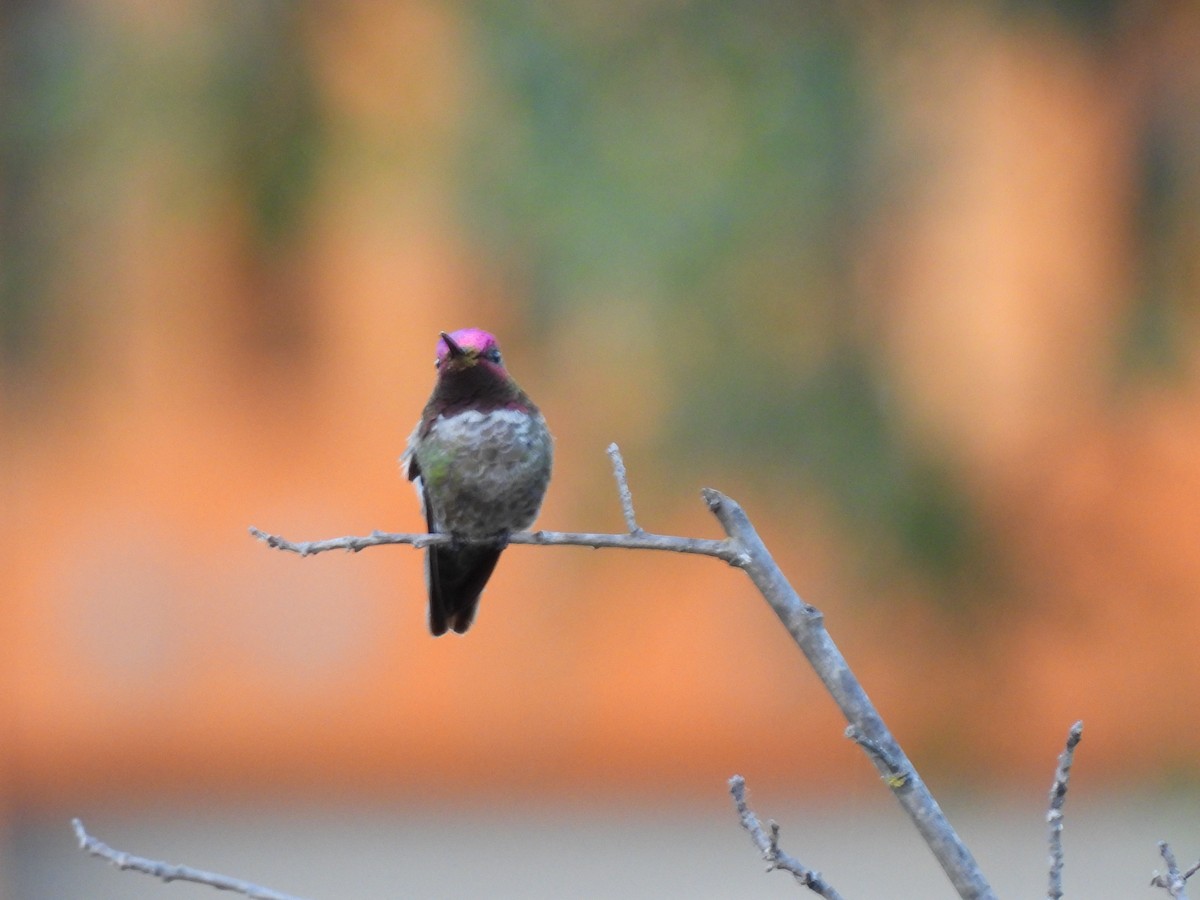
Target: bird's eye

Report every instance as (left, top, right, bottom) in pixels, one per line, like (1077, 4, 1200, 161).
(484, 348, 502, 364)
(434, 357, 441, 368)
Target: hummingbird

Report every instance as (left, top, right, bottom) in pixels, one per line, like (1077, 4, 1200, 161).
(402, 328, 553, 635)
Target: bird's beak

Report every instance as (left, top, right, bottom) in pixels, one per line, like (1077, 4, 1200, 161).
(440, 331, 465, 359)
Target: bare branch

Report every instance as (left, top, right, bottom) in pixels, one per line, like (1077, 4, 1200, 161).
(1046, 720, 1084, 900)
(1151, 841, 1200, 898)
(251, 449, 994, 899)
(728, 776, 846, 900)
(703, 489, 996, 900)
(72, 819, 309, 900)
(249, 524, 743, 562)
(607, 442, 642, 533)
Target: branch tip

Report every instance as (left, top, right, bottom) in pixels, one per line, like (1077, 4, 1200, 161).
(606, 443, 642, 534)
(1047, 720, 1084, 900)
(700, 487, 724, 511)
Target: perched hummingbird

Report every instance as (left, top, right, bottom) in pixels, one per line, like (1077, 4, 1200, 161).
(402, 328, 553, 635)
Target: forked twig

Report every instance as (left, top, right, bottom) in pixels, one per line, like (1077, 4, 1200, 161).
(1151, 841, 1200, 898)
(728, 775, 846, 900)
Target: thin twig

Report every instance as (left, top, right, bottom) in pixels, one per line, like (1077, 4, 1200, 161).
(72, 819, 310, 900)
(249, 525, 743, 563)
(1046, 720, 1083, 900)
(728, 776, 846, 900)
(607, 442, 642, 533)
(1151, 841, 1200, 898)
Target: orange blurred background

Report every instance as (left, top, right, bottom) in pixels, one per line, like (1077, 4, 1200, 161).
(3, 2, 1200, 896)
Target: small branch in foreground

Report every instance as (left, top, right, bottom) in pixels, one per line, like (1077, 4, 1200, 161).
(728, 775, 846, 900)
(72, 819, 309, 900)
(1046, 720, 1083, 900)
(606, 442, 642, 533)
(1151, 841, 1200, 898)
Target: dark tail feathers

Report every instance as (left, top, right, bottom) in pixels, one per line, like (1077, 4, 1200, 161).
(427, 544, 502, 636)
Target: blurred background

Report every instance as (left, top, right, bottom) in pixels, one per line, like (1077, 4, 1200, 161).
(3, 1, 1200, 897)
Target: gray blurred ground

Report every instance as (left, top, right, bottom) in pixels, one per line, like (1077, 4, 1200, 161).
(5, 796, 1196, 898)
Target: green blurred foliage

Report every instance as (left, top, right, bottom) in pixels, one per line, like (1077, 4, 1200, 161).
(460, 2, 869, 329)
(995, 0, 1124, 35)
(0, 1, 92, 370)
(993, 1, 1199, 389)
(208, 4, 324, 257)
(457, 2, 987, 590)
(0, 2, 323, 375)
(203, 3, 325, 358)
(1117, 90, 1200, 383)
